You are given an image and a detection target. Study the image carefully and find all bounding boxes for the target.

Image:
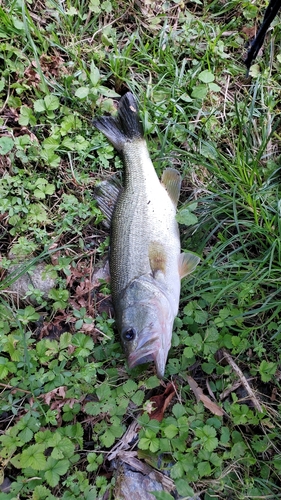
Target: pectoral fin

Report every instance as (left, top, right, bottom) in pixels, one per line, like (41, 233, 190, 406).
(161, 168, 182, 207)
(179, 252, 200, 279)
(149, 241, 167, 277)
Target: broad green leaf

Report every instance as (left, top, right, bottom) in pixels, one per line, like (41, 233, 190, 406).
(131, 390, 145, 406)
(259, 360, 277, 382)
(172, 403, 186, 419)
(209, 82, 220, 92)
(230, 441, 246, 459)
(198, 69, 215, 83)
(176, 208, 198, 226)
(96, 382, 111, 401)
(0, 77, 5, 92)
(99, 86, 120, 97)
(194, 309, 208, 324)
(163, 424, 178, 439)
(44, 94, 60, 111)
(75, 86, 89, 99)
(18, 427, 33, 443)
(19, 444, 46, 470)
(60, 332, 72, 349)
(90, 62, 100, 86)
(138, 437, 151, 450)
(170, 461, 184, 479)
(44, 458, 69, 487)
(0, 136, 14, 155)
(220, 426, 230, 445)
(123, 379, 138, 394)
(100, 429, 115, 448)
(174, 478, 194, 497)
(34, 99, 46, 112)
(149, 437, 159, 453)
(197, 461, 211, 477)
(191, 85, 208, 99)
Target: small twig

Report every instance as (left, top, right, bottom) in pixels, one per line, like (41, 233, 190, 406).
(0, 382, 32, 394)
(221, 349, 263, 413)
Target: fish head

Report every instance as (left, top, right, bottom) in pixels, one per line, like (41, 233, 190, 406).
(117, 277, 176, 378)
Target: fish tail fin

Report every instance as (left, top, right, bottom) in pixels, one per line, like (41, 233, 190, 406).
(93, 92, 143, 151)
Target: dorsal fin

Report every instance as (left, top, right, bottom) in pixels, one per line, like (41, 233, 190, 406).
(161, 168, 182, 206)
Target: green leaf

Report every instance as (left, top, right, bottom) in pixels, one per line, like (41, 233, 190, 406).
(198, 70, 215, 83)
(149, 437, 159, 453)
(75, 86, 89, 99)
(51, 437, 75, 460)
(151, 492, 174, 500)
(96, 382, 111, 401)
(18, 427, 34, 443)
(100, 428, 115, 448)
(19, 444, 47, 470)
(209, 82, 220, 92)
(230, 441, 246, 459)
(176, 208, 198, 226)
(195, 425, 218, 452)
(194, 309, 208, 324)
(18, 105, 36, 126)
(191, 84, 208, 99)
(90, 62, 100, 86)
(44, 94, 60, 111)
(44, 458, 69, 487)
(0, 77, 5, 92)
(123, 379, 138, 394)
(34, 99, 46, 112)
(138, 437, 151, 450)
(59, 332, 72, 349)
(174, 478, 194, 497)
(197, 461, 211, 477)
(163, 424, 178, 439)
(249, 63, 260, 78)
(259, 360, 277, 382)
(0, 136, 14, 155)
(131, 390, 145, 406)
(220, 426, 230, 445)
(172, 403, 186, 419)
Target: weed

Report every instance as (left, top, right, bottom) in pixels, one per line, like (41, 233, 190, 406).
(0, 0, 281, 499)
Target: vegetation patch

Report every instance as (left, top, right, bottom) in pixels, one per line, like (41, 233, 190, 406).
(0, 1, 281, 499)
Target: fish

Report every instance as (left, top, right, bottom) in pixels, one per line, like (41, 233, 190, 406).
(93, 92, 200, 378)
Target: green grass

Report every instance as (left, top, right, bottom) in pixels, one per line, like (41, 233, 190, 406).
(1, 1, 281, 499)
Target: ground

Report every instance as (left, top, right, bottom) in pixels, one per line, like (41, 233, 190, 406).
(0, 1, 281, 499)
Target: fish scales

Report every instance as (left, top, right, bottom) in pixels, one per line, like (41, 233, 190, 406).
(93, 92, 200, 377)
(110, 140, 180, 304)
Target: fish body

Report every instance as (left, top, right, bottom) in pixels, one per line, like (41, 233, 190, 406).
(94, 93, 199, 377)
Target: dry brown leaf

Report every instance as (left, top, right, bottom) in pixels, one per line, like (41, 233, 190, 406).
(148, 382, 176, 422)
(43, 386, 66, 406)
(187, 376, 224, 417)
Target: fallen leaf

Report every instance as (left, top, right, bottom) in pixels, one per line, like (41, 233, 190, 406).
(187, 376, 224, 417)
(148, 382, 176, 422)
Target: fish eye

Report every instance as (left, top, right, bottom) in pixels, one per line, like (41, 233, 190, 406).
(123, 328, 136, 341)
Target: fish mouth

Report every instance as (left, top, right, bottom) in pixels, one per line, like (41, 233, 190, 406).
(128, 336, 167, 378)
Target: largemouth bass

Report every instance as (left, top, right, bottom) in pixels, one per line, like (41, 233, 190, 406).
(94, 92, 200, 378)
